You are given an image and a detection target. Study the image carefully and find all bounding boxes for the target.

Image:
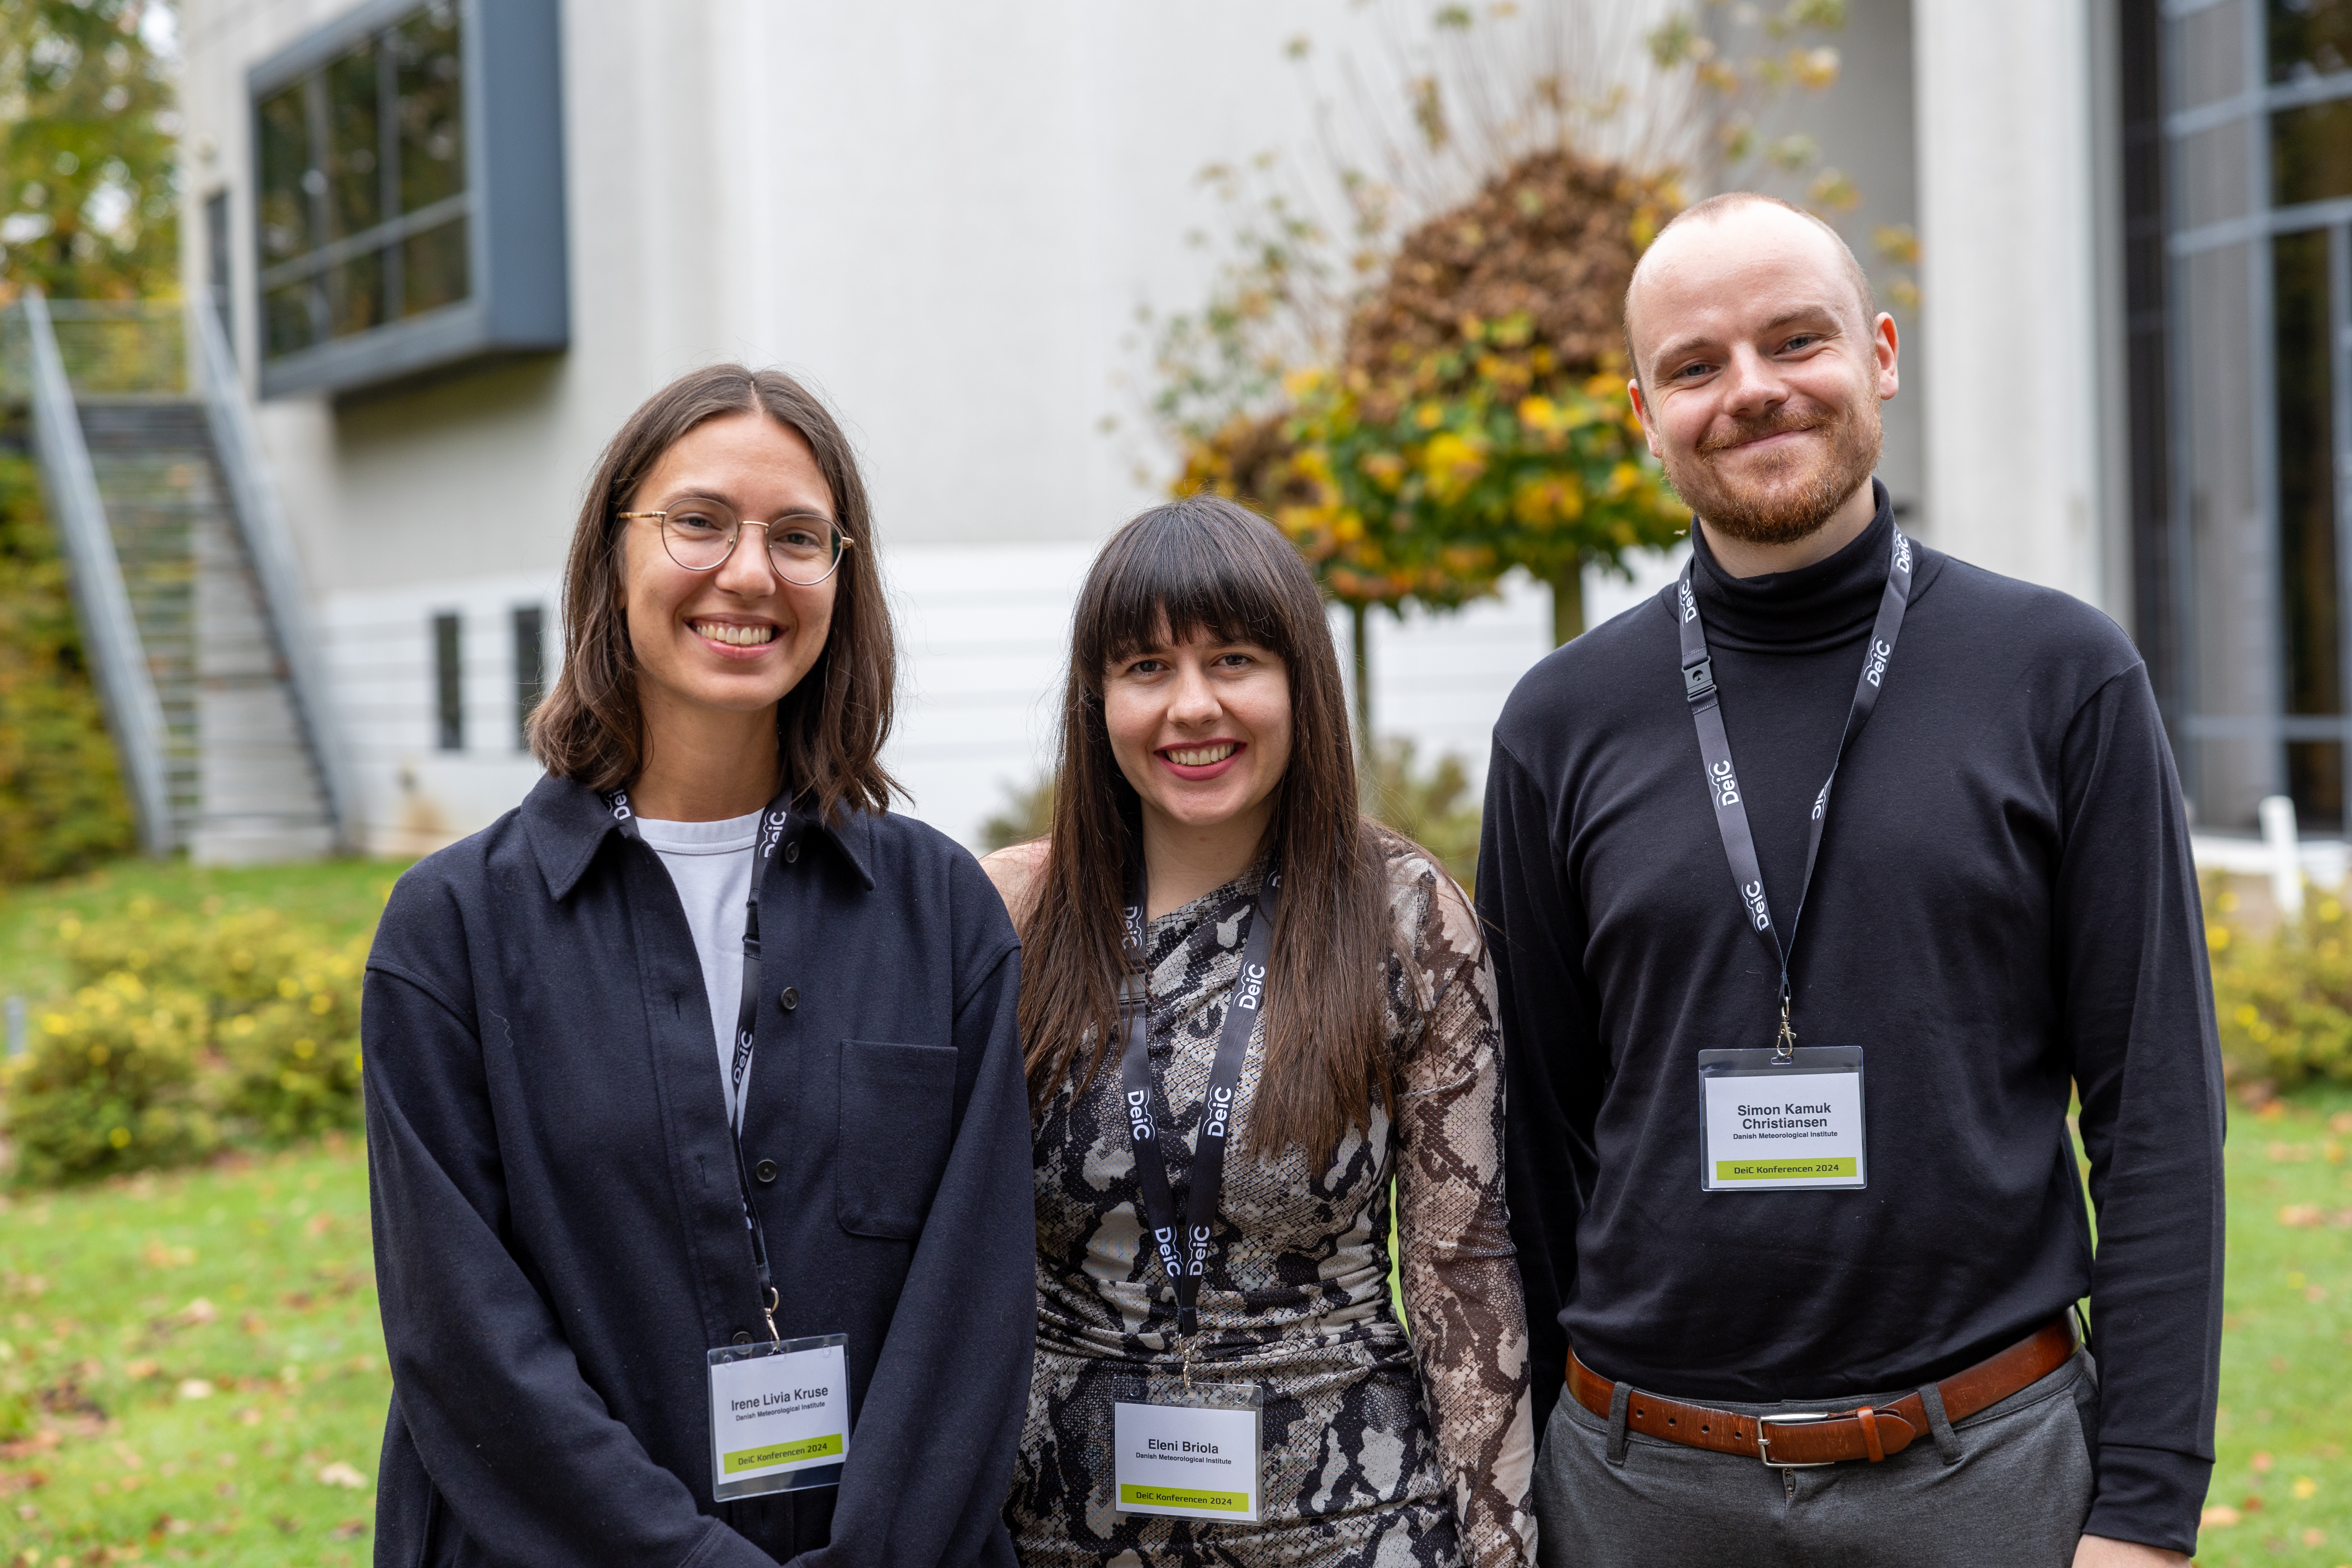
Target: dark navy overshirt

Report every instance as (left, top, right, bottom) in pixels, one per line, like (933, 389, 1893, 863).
(362, 775, 1036, 1568)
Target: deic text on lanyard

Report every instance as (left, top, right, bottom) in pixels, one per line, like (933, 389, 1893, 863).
(606, 783, 795, 1341)
(1677, 526, 1912, 1056)
(1116, 860, 1280, 1340)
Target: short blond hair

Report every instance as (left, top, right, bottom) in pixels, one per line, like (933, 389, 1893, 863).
(1624, 191, 1876, 387)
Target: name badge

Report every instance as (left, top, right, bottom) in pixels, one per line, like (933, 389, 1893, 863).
(1113, 1383, 1263, 1523)
(706, 1334, 850, 1499)
(1697, 1045, 1866, 1191)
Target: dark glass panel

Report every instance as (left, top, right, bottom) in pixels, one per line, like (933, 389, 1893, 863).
(2274, 98, 2352, 207)
(255, 82, 313, 263)
(513, 605, 543, 748)
(324, 41, 382, 240)
(2276, 228, 2343, 824)
(401, 216, 469, 315)
(393, 3, 465, 214)
(434, 612, 463, 752)
(263, 281, 316, 356)
(327, 249, 387, 339)
(2272, 0, 2352, 80)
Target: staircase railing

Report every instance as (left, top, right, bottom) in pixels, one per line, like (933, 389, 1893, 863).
(20, 289, 175, 856)
(188, 302, 358, 853)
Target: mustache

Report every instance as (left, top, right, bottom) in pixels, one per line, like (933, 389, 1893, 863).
(1696, 406, 1835, 455)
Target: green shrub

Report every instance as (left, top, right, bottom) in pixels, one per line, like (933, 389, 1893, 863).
(2, 971, 219, 1183)
(1364, 737, 1481, 886)
(2, 901, 367, 1181)
(2207, 880, 2352, 1090)
(0, 454, 136, 882)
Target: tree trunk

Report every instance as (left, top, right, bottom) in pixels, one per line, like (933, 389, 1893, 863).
(1548, 561, 1586, 647)
(1351, 601, 1373, 753)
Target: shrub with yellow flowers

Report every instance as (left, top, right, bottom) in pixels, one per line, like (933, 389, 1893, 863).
(2205, 879, 2352, 1090)
(2, 900, 368, 1182)
(2, 971, 219, 1184)
(1178, 148, 1692, 704)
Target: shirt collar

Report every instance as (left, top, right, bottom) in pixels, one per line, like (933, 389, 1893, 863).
(521, 773, 878, 901)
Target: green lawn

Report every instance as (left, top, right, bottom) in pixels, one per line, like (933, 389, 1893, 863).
(2202, 1085, 2352, 1566)
(1, 1140, 386, 1566)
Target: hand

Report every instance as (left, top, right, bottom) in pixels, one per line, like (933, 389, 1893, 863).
(2073, 1535, 2191, 1567)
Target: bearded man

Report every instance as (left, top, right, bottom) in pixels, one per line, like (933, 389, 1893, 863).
(1477, 191, 2222, 1568)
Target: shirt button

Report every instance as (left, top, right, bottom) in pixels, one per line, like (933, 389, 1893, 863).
(784, 841, 800, 864)
(778, 986, 799, 1012)
(755, 1159, 778, 1184)
(732, 1331, 752, 1347)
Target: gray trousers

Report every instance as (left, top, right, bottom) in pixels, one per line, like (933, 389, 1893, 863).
(1534, 1350, 2098, 1568)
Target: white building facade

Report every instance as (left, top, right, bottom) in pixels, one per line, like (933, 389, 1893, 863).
(168, 0, 2283, 853)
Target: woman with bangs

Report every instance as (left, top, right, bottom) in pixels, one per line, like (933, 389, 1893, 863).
(985, 494, 1535, 1568)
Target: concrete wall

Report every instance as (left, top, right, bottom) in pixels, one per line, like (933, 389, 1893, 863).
(176, 0, 1616, 853)
(1911, 0, 2128, 617)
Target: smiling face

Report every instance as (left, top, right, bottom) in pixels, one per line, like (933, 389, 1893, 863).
(619, 410, 838, 732)
(1102, 624, 1294, 844)
(1626, 201, 1898, 545)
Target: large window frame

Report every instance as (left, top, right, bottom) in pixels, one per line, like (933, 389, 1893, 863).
(247, 0, 566, 399)
(2153, 0, 2352, 828)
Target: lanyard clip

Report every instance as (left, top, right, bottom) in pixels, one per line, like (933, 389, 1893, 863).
(1682, 657, 1716, 702)
(1775, 995, 1797, 1062)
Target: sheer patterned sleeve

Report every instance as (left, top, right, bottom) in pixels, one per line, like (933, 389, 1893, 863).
(1393, 858, 1538, 1568)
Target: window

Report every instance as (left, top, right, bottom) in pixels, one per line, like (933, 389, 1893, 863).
(256, 4, 465, 359)
(204, 189, 232, 338)
(2148, 0, 2352, 829)
(513, 604, 543, 749)
(249, 0, 566, 398)
(434, 611, 463, 751)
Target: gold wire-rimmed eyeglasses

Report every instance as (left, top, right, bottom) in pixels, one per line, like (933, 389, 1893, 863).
(619, 501, 855, 586)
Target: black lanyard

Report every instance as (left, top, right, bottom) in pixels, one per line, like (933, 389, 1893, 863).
(606, 784, 795, 1339)
(1677, 526, 1912, 1056)
(1116, 860, 1279, 1338)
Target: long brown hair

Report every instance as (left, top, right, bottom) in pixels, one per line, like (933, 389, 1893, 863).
(528, 365, 902, 820)
(1016, 492, 1397, 1163)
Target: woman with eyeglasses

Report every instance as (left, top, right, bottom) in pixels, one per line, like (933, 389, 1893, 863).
(986, 494, 1537, 1568)
(362, 365, 1035, 1568)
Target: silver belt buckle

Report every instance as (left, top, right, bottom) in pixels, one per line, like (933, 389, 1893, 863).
(1755, 1410, 1837, 1468)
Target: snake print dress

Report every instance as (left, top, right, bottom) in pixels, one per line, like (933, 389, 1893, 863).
(1004, 846, 1536, 1568)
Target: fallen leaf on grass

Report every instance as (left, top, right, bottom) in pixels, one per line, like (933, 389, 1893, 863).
(2242, 1494, 2266, 1512)
(2299, 1526, 2324, 1546)
(330, 1518, 370, 1539)
(122, 1359, 158, 1379)
(235, 1407, 261, 1426)
(0, 1469, 45, 1494)
(2330, 1111, 2352, 1134)
(2281, 1204, 2324, 1227)
(176, 1379, 213, 1401)
(305, 1213, 336, 1238)
(177, 1298, 217, 1327)
(2295, 1476, 2319, 1499)
(317, 1460, 367, 1488)
(2203, 1504, 2241, 1527)
(2253, 1452, 2275, 1472)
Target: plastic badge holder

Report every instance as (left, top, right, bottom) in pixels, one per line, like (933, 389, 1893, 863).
(1113, 1377, 1266, 1524)
(1696, 1045, 1867, 1192)
(707, 1332, 850, 1500)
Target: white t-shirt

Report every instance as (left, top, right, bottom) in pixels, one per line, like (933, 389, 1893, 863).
(634, 810, 761, 1127)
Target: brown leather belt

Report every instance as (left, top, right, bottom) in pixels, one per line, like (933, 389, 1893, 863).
(1566, 1317, 2078, 1467)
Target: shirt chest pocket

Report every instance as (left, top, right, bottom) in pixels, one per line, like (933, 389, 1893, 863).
(835, 1039, 958, 1239)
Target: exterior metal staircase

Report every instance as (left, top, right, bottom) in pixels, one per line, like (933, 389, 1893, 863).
(5, 294, 353, 861)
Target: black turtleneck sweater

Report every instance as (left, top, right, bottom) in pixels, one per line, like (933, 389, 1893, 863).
(1478, 486, 2224, 1553)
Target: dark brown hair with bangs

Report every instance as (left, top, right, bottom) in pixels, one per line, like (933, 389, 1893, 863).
(528, 365, 901, 820)
(1016, 492, 1397, 1163)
